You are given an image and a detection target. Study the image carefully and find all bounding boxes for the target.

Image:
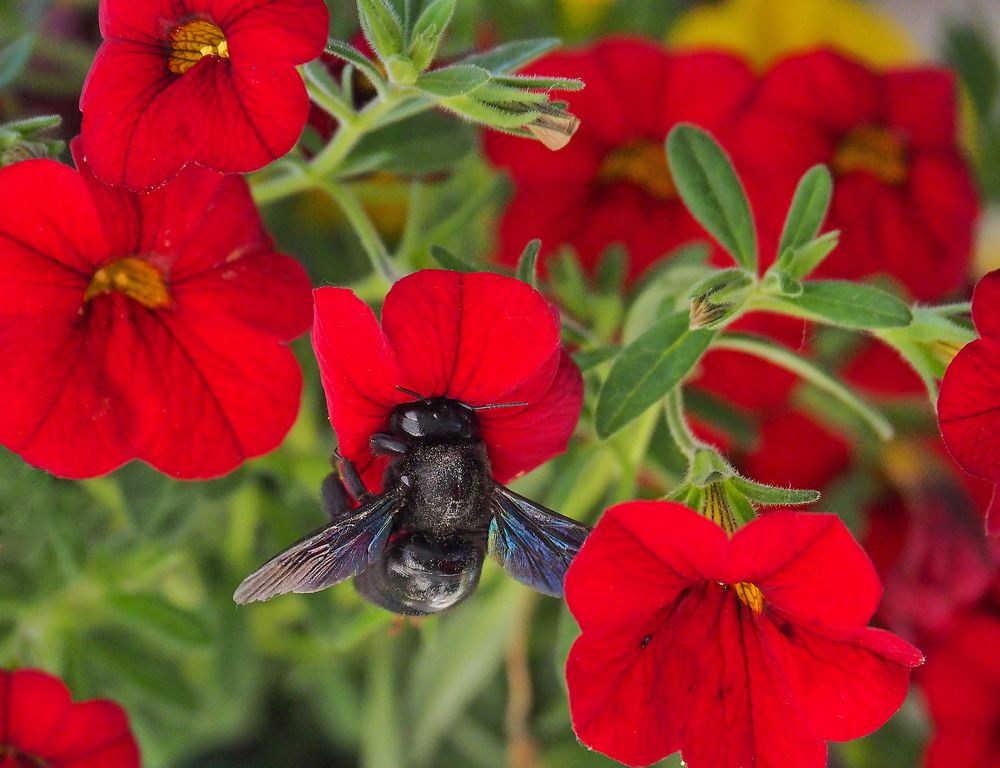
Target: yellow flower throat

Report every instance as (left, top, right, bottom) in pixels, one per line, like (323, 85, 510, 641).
(169, 20, 230, 75)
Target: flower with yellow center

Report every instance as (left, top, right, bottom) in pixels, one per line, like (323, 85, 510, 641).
(669, 0, 917, 72)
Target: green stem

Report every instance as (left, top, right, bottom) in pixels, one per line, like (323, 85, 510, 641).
(928, 301, 973, 316)
(663, 388, 700, 459)
(304, 79, 355, 125)
(310, 87, 419, 179)
(317, 179, 400, 287)
(251, 165, 314, 206)
(714, 334, 895, 440)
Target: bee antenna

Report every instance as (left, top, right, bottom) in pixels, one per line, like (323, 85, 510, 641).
(472, 401, 529, 411)
(396, 385, 429, 403)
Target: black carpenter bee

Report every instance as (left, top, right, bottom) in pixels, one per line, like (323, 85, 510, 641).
(233, 392, 590, 615)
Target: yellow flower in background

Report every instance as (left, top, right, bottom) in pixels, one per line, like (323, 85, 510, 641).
(669, 0, 918, 71)
(558, 0, 617, 34)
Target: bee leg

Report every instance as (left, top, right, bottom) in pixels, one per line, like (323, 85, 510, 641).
(370, 433, 408, 456)
(320, 472, 355, 523)
(334, 449, 372, 504)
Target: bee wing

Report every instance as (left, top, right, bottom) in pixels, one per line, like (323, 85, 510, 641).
(487, 484, 590, 597)
(233, 490, 403, 604)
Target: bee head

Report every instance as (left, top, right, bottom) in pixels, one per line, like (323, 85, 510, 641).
(390, 397, 479, 441)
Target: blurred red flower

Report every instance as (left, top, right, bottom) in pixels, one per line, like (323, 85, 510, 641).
(0, 668, 140, 768)
(922, 610, 1000, 768)
(80, 0, 329, 190)
(0, 145, 311, 479)
(743, 409, 851, 491)
(938, 269, 1000, 535)
(484, 39, 755, 283)
(864, 442, 1000, 642)
(734, 50, 978, 301)
(565, 501, 922, 768)
(312, 270, 583, 491)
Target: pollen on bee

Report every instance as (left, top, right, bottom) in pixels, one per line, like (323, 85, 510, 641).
(168, 19, 230, 75)
(84, 257, 171, 309)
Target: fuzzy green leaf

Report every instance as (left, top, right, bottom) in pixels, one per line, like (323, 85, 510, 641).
(778, 165, 833, 259)
(461, 38, 561, 74)
(667, 124, 757, 270)
(773, 280, 913, 329)
(595, 311, 714, 438)
(515, 239, 542, 287)
(417, 64, 491, 97)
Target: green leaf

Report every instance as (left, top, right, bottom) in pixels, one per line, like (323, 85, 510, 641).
(490, 74, 585, 91)
(781, 230, 840, 281)
(460, 38, 561, 74)
(666, 124, 757, 270)
(771, 280, 912, 329)
(357, 0, 406, 61)
(89, 631, 198, 710)
(106, 592, 211, 647)
(340, 111, 476, 176)
(595, 311, 714, 438)
(429, 244, 479, 272)
(409, 585, 520, 765)
(778, 165, 833, 258)
(729, 476, 821, 506)
(325, 39, 388, 95)
(409, 0, 457, 70)
(515, 239, 541, 287)
(944, 23, 1000, 121)
(417, 64, 491, 97)
(572, 345, 618, 372)
(0, 35, 34, 90)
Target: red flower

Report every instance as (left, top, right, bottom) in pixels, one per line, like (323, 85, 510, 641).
(565, 501, 923, 768)
(0, 668, 140, 767)
(0, 144, 311, 479)
(484, 39, 756, 283)
(864, 442, 1000, 642)
(938, 269, 1000, 536)
(733, 50, 978, 301)
(743, 409, 851, 491)
(80, 0, 329, 190)
(311, 269, 582, 491)
(921, 611, 1000, 768)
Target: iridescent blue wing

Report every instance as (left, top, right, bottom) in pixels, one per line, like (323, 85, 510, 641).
(487, 484, 590, 597)
(233, 489, 404, 604)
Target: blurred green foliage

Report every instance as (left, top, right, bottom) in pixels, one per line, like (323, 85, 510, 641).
(0, 0, 985, 766)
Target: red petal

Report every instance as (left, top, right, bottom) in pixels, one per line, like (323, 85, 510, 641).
(479, 349, 582, 483)
(567, 623, 679, 767)
(938, 339, 1000, 483)
(129, 299, 303, 478)
(757, 51, 880, 134)
(744, 411, 851, 492)
(727, 512, 883, 627)
(0, 301, 139, 478)
(312, 287, 407, 490)
(48, 700, 140, 768)
(99, 0, 173, 41)
(5, 669, 73, 756)
(217, 0, 329, 65)
(381, 271, 560, 405)
(180, 58, 310, 175)
(973, 269, 1000, 339)
(885, 69, 958, 147)
(80, 40, 191, 189)
(565, 501, 726, 630)
(138, 168, 312, 339)
(761, 618, 922, 743)
(674, 588, 826, 768)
